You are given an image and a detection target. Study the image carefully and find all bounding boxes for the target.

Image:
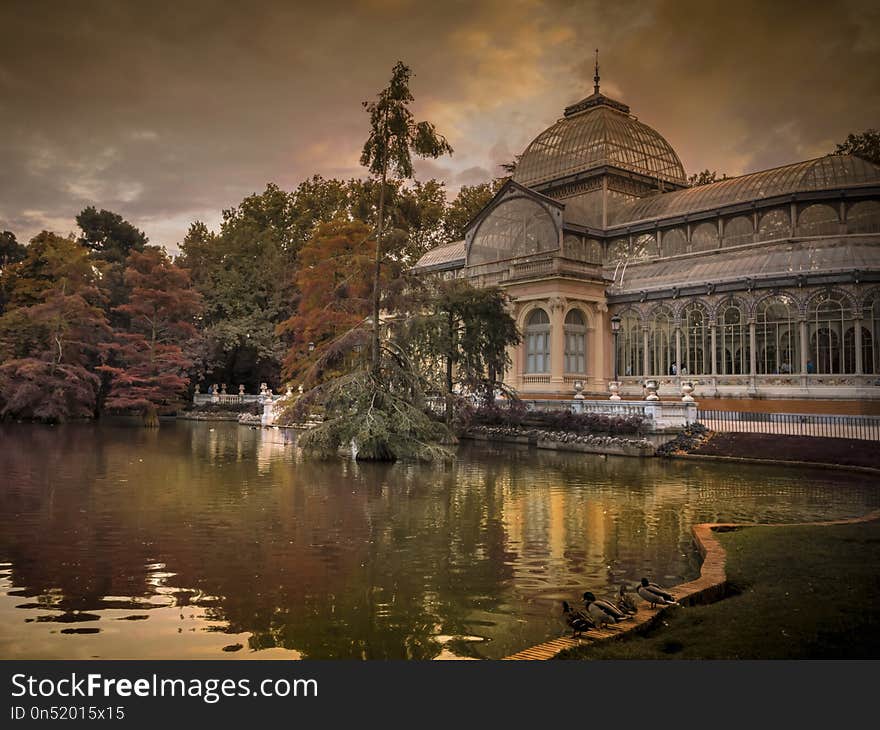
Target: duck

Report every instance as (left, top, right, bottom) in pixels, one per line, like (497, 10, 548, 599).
(582, 591, 628, 627)
(638, 577, 679, 608)
(617, 584, 639, 615)
(562, 600, 594, 637)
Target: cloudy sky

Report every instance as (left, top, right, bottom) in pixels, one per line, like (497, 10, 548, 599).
(1, 0, 878, 251)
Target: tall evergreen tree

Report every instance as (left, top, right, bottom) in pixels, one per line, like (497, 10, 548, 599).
(360, 61, 453, 375)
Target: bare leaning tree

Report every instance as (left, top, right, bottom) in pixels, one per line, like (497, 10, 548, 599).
(360, 61, 453, 376)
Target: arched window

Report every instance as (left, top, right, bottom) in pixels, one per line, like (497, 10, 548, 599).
(690, 222, 718, 252)
(607, 237, 629, 266)
(661, 228, 687, 257)
(649, 306, 674, 376)
(525, 308, 551, 374)
(756, 296, 800, 374)
(843, 327, 873, 374)
(808, 295, 855, 374)
(564, 309, 586, 374)
(681, 302, 709, 375)
(616, 311, 643, 377)
(716, 302, 750, 375)
(631, 233, 658, 260)
(722, 215, 754, 247)
(870, 294, 880, 375)
(757, 207, 790, 241)
(798, 204, 839, 236)
(469, 197, 558, 265)
(847, 201, 880, 234)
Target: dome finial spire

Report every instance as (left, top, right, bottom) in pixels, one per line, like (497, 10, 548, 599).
(593, 48, 600, 94)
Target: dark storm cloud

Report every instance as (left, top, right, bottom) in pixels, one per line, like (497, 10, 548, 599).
(1, 0, 877, 250)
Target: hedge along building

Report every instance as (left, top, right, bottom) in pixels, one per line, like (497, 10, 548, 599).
(412, 72, 880, 412)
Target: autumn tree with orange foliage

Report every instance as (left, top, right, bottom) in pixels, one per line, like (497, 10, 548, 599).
(276, 218, 380, 382)
(99, 248, 202, 426)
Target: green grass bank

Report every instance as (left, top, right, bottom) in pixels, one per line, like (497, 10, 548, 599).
(557, 519, 880, 659)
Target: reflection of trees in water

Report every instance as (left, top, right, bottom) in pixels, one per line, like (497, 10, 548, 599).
(1, 423, 878, 659)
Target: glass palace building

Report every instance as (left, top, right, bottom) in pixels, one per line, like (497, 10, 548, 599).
(413, 82, 880, 412)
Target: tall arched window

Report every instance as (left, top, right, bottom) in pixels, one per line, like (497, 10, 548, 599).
(716, 301, 750, 375)
(870, 294, 880, 374)
(525, 308, 551, 374)
(617, 311, 643, 377)
(564, 309, 587, 374)
(808, 295, 855, 374)
(681, 302, 709, 375)
(756, 296, 800, 374)
(649, 306, 674, 376)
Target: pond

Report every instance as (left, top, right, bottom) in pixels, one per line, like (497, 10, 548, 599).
(1, 420, 877, 660)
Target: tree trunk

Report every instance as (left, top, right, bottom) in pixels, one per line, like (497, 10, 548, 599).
(445, 311, 454, 427)
(143, 404, 159, 428)
(371, 172, 387, 377)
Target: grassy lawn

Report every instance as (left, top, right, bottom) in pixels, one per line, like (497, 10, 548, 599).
(557, 519, 880, 659)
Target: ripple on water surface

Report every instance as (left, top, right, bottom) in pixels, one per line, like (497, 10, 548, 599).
(0, 421, 877, 659)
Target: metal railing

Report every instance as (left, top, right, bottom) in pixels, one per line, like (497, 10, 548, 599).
(697, 409, 880, 441)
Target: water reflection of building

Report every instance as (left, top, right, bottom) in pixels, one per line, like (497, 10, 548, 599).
(414, 75, 880, 412)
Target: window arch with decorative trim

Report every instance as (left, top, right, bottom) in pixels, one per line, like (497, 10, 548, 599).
(756, 295, 800, 374)
(681, 301, 709, 375)
(616, 311, 643, 377)
(524, 308, 551, 374)
(690, 222, 718, 252)
(716, 301, 750, 375)
(648, 306, 675, 376)
(870, 293, 880, 374)
(808, 294, 855, 374)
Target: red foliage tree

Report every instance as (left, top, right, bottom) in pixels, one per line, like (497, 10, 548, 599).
(99, 248, 202, 426)
(0, 233, 110, 422)
(276, 219, 377, 382)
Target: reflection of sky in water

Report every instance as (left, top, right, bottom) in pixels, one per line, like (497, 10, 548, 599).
(0, 421, 877, 660)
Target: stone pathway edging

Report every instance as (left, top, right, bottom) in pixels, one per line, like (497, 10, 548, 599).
(501, 508, 880, 660)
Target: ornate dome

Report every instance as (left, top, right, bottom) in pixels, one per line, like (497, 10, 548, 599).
(512, 91, 687, 189)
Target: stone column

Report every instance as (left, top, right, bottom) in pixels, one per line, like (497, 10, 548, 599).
(710, 324, 717, 375)
(642, 328, 650, 377)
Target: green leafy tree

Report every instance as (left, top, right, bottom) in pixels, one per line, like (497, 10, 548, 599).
(688, 169, 728, 187)
(443, 181, 501, 240)
(0, 231, 25, 268)
(835, 129, 880, 166)
(401, 280, 520, 418)
(360, 61, 453, 375)
(180, 185, 298, 391)
(76, 206, 148, 264)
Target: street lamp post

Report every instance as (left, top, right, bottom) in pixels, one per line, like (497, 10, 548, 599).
(610, 314, 621, 401)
